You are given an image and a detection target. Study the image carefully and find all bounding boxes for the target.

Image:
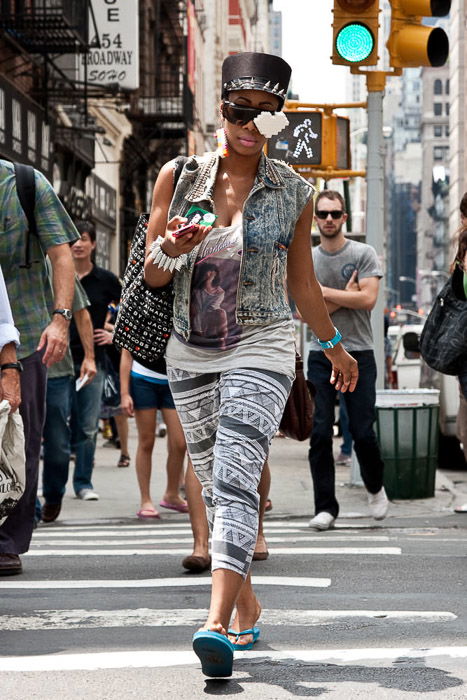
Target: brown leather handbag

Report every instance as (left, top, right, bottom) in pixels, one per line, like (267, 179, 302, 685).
(279, 354, 315, 441)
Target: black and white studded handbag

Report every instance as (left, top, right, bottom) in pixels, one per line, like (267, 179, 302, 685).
(113, 214, 175, 368)
(113, 156, 187, 368)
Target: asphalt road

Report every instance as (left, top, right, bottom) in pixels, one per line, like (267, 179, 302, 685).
(0, 515, 466, 699)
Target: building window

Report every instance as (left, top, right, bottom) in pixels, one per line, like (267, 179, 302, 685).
(445, 102, 450, 115)
(445, 125, 449, 137)
(433, 146, 449, 161)
(434, 126, 442, 137)
(434, 79, 442, 95)
(445, 79, 449, 95)
(433, 103, 442, 116)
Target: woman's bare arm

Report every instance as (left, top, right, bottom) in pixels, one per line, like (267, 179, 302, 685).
(144, 161, 212, 288)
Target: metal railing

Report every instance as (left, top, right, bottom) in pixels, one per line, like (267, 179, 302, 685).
(0, 0, 88, 53)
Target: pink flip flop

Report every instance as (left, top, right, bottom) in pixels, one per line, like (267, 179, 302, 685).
(159, 500, 189, 513)
(137, 509, 161, 520)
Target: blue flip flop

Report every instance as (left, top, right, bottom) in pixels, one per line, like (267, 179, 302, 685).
(192, 630, 234, 677)
(227, 626, 260, 651)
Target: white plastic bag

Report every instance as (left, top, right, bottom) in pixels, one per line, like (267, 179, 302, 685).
(0, 399, 26, 526)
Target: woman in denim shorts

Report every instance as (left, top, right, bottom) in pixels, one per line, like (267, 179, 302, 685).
(120, 348, 187, 519)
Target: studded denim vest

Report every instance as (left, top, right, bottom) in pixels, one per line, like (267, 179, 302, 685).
(169, 151, 314, 339)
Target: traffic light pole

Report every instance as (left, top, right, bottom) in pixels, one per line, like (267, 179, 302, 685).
(365, 72, 386, 390)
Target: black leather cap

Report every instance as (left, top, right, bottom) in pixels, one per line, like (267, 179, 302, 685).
(221, 52, 291, 107)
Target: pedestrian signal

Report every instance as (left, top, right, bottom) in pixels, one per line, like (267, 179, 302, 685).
(267, 111, 350, 171)
(387, 0, 451, 69)
(332, 0, 380, 67)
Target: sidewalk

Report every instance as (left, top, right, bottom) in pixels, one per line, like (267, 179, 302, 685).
(40, 418, 467, 529)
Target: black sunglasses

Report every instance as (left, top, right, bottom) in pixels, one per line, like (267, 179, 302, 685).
(315, 210, 344, 220)
(222, 100, 276, 126)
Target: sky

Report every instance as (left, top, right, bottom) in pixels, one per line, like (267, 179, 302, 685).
(272, 0, 348, 104)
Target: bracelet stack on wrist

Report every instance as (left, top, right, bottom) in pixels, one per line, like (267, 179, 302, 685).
(148, 236, 187, 272)
(318, 327, 342, 350)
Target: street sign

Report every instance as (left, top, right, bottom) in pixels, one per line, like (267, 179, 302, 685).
(79, 0, 140, 90)
(267, 111, 322, 165)
(267, 110, 351, 171)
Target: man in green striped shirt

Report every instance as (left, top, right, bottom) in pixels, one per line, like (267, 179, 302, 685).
(0, 159, 77, 576)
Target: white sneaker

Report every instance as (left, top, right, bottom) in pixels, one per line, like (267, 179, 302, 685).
(77, 489, 100, 501)
(308, 512, 336, 530)
(335, 452, 352, 466)
(368, 487, 389, 520)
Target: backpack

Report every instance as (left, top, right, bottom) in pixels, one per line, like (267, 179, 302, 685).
(13, 162, 41, 269)
(419, 277, 467, 375)
(113, 156, 187, 369)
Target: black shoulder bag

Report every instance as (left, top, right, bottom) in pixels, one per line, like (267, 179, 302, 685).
(113, 156, 187, 368)
(419, 277, 467, 375)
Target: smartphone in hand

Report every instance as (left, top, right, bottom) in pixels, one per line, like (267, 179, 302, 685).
(172, 207, 217, 239)
(172, 222, 199, 239)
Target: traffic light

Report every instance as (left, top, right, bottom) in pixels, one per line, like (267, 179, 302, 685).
(332, 1, 380, 67)
(387, 1, 451, 69)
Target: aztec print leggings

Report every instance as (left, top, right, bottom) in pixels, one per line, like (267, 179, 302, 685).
(167, 366, 292, 578)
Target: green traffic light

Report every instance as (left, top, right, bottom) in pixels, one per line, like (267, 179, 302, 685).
(336, 22, 374, 63)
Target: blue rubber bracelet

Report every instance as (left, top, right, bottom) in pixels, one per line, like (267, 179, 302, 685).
(318, 327, 342, 350)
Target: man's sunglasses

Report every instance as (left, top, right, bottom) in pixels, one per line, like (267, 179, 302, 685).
(222, 100, 275, 126)
(315, 210, 344, 220)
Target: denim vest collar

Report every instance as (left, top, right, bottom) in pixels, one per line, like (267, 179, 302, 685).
(186, 151, 285, 204)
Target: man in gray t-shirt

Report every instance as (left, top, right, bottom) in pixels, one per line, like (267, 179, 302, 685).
(307, 190, 388, 531)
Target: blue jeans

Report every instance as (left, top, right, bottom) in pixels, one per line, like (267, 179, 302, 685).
(42, 375, 74, 504)
(70, 367, 105, 494)
(307, 350, 385, 518)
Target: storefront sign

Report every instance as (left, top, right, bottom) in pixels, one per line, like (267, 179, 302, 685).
(80, 0, 139, 90)
(86, 173, 117, 229)
(0, 77, 52, 177)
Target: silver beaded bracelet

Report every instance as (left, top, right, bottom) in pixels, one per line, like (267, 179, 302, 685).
(148, 236, 187, 272)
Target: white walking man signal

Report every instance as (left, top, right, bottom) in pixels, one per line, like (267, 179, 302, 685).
(293, 119, 319, 159)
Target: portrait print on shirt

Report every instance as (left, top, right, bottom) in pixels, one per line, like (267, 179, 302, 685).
(189, 225, 243, 349)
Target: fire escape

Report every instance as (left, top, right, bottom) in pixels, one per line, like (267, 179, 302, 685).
(0, 0, 121, 177)
(125, 0, 193, 174)
(121, 0, 194, 261)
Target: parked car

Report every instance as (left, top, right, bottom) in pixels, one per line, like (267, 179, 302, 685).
(387, 323, 423, 390)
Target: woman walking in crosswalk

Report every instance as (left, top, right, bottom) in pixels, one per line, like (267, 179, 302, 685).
(143, 51, 358, 678)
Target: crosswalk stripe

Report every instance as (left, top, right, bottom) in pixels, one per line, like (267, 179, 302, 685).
(0, 575, 331, 590)
(24, 546, 402, 556)
(0, 608, 456, 631)
(30, 535, 392, 545)
(0, 646, 465, 672)
(35, 520, 392, 533)
(35, 521, 316, 532)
